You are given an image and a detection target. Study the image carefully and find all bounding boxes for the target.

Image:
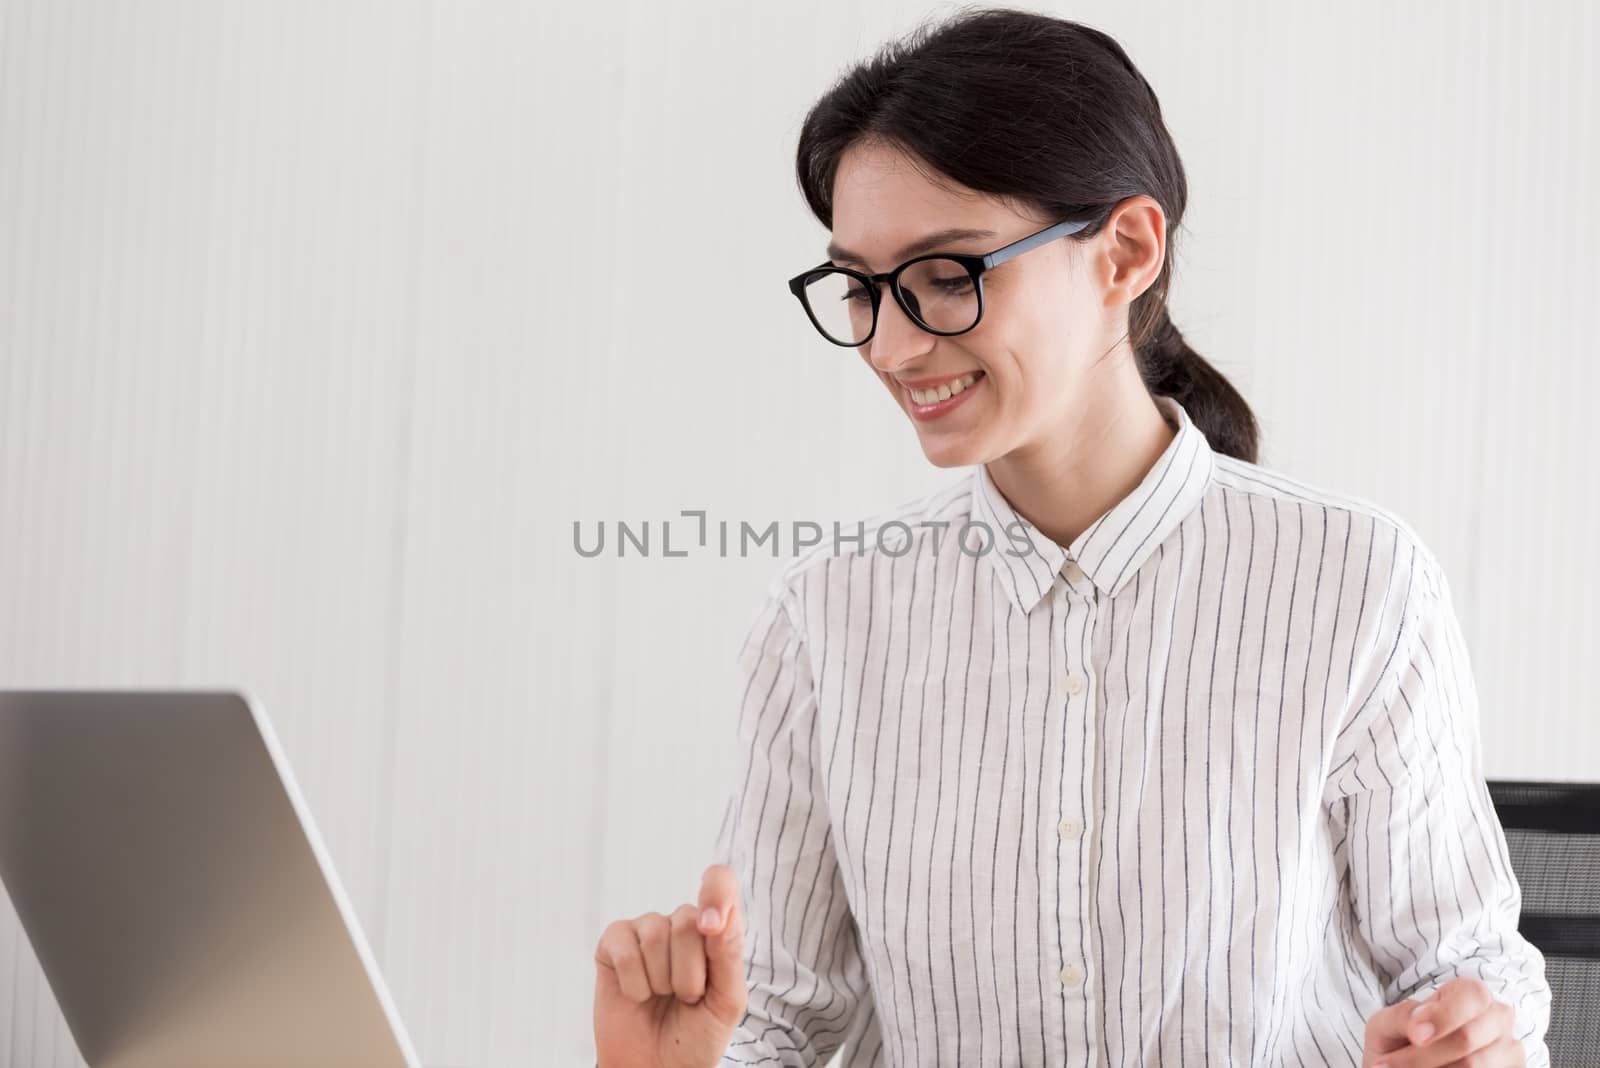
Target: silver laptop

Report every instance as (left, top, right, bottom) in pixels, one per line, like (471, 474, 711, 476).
(0, 690, 422, 1068)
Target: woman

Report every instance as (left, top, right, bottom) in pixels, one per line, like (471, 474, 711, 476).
(593, 8, 1552, 1066)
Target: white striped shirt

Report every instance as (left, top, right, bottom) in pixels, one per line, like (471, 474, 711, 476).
(710, 392, 1552, 1067)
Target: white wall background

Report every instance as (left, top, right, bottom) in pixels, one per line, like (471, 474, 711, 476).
(0, 1, 1594, 1064)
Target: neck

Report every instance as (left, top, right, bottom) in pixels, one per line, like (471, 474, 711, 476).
(984, 366, 1176, 552)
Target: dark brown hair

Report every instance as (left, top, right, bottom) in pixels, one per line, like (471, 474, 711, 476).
(795, 5, 1260, 463)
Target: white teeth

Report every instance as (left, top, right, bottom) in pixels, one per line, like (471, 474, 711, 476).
(910, 372, 980, 406)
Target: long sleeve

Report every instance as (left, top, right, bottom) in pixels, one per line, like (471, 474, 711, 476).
(710, 577, 877, 1067)
(1324, 547, 1552, 1064)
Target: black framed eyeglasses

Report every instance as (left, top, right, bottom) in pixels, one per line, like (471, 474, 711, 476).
(786, 217, 1093, 348)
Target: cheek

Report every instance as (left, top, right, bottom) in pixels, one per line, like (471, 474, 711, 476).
(966, 330, 1041, 407)
(974, 342, 1065, 427)
(978, 286, 1051, 361)
(988, 295, 1080, 389)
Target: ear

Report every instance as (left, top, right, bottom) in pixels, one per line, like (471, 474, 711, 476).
(1097, 194, 1167, 310)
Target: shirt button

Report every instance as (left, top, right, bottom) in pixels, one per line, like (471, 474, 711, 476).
(1064, 673, 1086, 695)
(1059, 963, 1084, 987)
(1063, 560, 1084, 583)
(1057, 816, 1083, 839)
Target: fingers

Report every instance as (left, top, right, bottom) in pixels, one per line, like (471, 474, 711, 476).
(593, 911, 696, 1004)
(1366, 981, 1518, 1068)
(1407, 978, 1492, 1047)
(1394, 1001, 1514, 1067)
(635, 912, 674, 996)
(670, 903, 709, 1003)
(1454, 1034, 1525, 1067)
(591, 864, 747, 1015)
(698, 862, 739, 936)
(1366, 993, 1436, 1055)
(594, 919, 653, 1003)
(698, 863, 748, 1022)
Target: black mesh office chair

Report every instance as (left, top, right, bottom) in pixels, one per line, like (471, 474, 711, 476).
(1486, 779, 1600, 1066)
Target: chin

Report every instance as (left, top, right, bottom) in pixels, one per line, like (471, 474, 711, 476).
(916, 436, 982, 469)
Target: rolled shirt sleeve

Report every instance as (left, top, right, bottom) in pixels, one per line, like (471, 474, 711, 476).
(711, 576, 878, 1066)
(1324, 543, 1552, 1064)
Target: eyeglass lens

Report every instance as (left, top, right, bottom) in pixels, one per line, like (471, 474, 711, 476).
(803, 257, 978, 344)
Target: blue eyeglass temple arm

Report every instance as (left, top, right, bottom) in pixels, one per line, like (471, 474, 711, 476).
(981, 217, 1093, 270)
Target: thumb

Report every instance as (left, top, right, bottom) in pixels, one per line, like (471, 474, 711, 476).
(696, 863, 746, 1021)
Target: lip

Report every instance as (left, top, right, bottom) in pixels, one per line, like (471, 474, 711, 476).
(897, 370, 984, 390)
(904, 370, 985, 422)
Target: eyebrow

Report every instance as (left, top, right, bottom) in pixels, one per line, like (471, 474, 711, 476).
(826, 227, 999, 268)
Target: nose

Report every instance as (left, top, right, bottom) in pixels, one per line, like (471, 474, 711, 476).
(864, 285, 935, 374)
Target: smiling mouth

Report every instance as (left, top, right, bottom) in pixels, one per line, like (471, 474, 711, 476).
(904, 370, 984, 406)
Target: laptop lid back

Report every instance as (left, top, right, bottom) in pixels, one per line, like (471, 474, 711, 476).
(0, 690, 420, 1068)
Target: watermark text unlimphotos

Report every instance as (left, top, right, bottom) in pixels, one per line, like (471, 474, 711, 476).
(572, 511, 1039, 560)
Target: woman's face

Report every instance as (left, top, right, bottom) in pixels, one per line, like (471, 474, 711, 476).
(827, 140, 1150, 468)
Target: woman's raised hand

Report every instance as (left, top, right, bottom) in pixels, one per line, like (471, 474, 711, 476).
(593, 863, 748, 1068)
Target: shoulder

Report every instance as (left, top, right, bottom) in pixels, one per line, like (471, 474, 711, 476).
(1207, 452, 1446, 597)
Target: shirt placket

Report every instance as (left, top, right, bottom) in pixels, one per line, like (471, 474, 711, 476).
(1051, 554, 1099, 1059)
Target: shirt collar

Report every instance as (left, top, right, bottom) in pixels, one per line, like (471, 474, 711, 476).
(969, 393, 1217, 613)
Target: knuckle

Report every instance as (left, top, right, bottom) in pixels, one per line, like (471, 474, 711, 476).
(596, 924, 633, 961)
(671, 903, 700, 929)
(636, 913, 670, 948)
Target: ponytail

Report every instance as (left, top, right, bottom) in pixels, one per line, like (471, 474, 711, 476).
(1133, 307, 1260, 463)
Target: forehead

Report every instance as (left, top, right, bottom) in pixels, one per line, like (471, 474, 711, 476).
(828, 141, 1011, 269)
